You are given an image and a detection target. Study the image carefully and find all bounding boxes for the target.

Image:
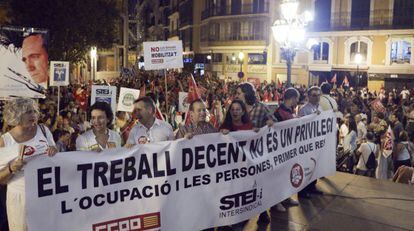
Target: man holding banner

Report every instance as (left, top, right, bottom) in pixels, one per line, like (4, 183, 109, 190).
(126, 97, 173, 146)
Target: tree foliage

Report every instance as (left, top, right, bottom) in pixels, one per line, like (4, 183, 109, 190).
(7, 0, 120, 64)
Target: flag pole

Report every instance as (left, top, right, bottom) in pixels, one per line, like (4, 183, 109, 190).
(57, 86, 60, 116)
(164, 69, 168, 122)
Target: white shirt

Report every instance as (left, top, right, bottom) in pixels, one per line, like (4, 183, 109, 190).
(339, 123, 349, 144)
(357, 142, 377, 171)
(400, 89, 410, 100)
(76, 129, 122, 151)
(127, 118, 174, 144)
(357, 121, 367, 141)
(320, 94, 338, 112)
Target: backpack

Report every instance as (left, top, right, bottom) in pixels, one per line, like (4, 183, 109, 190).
(364, 144, 376, 170)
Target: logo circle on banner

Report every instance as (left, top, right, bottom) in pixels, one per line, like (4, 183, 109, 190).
(23, 146, 36, 156)
(122, 93, 136, 106)
(238, 71, 244, 78)
(290, 163, 304, 188)
(138, 136, 150, 144)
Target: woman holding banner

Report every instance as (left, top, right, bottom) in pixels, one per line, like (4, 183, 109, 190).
(219, 99, 252, 133)
(76, 101, 121, 151)
(0, 98, 57, 231)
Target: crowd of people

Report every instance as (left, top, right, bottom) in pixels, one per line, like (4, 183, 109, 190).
(0, 70, 413, 231)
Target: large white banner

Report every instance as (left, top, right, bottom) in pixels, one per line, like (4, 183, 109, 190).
(49, 61, 70, 86)
(25, 111, 337, 231)
(143, 41, 183, 70)
(117, 87, 140, 112)
(91, 85, 117, 113)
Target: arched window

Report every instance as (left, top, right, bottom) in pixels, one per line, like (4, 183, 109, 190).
(312, 42, 329, 63)
(344, 36, 372, 65)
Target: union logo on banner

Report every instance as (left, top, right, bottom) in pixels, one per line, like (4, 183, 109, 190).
(92, 212, 161, 231)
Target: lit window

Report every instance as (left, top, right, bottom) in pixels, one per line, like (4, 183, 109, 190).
(390, 40, 411, 64)
(312, 42, 329, 63)
(350, 41, 367, 64)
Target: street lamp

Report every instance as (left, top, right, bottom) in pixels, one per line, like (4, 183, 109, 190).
(238, 52, 244, 72)
(354, 53, 363, 87)
(90, 46, 97, 81)
(272, 0, 313, 87)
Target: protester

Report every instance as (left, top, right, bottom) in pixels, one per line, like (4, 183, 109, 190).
(126, 97, 173, 146)
(392, 131, 413, 172)
(355, 132, 378, 177)
(219, 99, 252, 133)
(0, 98, 57, 231)
(175, 99, 217, 139)
(319, 82, 338, 112)
(54, 129, 71, 152)
(76, 101, 121, 151)
(298, 86, 323, 199)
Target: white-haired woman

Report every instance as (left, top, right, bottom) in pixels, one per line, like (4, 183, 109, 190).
(0, 98, 57, 231)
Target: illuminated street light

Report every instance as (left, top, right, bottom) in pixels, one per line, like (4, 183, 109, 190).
(90, 46, 97, 81)
(272, 0, 313, 87)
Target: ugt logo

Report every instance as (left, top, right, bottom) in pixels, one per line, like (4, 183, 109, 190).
(290, 163, 304, 188)
(219, 182, 262, 210)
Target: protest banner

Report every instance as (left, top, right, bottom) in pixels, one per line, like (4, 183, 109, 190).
(178, 92, 189, 112)
(25, 111, 337, 231)
(49, 61, 70, 87)
(0, 26, 49, 99)
(143, 40, 184, 113)
(143, 41, 183, 71)
(117, 87, 140, 112)
(370, 98, 386, 114)
(91, 85, 117, 113)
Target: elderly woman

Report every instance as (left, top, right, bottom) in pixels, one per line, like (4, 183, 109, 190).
(0, 98, 57, 231)
(75, 101, 121, 151)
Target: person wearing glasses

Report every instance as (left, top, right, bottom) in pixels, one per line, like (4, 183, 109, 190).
(0, 98, 57, 231)
(76, 101, 121, 151)
(297, 86, 324, 199)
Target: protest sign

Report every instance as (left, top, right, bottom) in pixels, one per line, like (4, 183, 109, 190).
(25, 111, 337, 231)
(0, 26, 49, 98)
(91, 85, 117, 113)
(49, 61, 69, 86)
(143, 41, 183, 70)
(117, 87, 140, 112)
(370, 99, 386, 114)
(178, 92, 189, 112)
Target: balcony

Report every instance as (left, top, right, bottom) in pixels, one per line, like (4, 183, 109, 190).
(201, 3, 269, 20)
(201, 32, 267, 43)
(310, 9, 414, 31)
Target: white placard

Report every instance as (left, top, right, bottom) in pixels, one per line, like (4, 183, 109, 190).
(24, 111, 337, 231)
(49, 61, 70, 86)
(178, 92, 189, 112)
(117, 87, 140, 112)
(91, 85, 117, 113)
(143, 41, 183, 70)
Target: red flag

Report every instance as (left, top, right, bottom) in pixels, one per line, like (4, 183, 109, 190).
(223, 82, 228, 94)
(139, 85, 146, 98)
(343, 75, 349, 87)
(188, 74, 201, 103)
(277, 78, 282, 88)
(331, 74, 337, 83)
(263, 90, 271, 102)
(155, 105, 165, 121)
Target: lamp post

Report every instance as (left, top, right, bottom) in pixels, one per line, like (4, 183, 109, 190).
(238, 52, 244, 72)
(271, 0, 312, 87)
(354, 53, 363, 88)
(90, 46, 97, 81)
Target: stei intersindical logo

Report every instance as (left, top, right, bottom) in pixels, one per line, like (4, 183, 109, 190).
(218, 181, 262, 218)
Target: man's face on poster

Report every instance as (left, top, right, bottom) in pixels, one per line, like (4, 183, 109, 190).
(22, 34, 49, 84)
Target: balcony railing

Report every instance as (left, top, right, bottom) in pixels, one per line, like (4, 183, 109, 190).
(201, 32, 267, 42)
(201, 3, 269, 20)
(310, 9, 414, 31)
